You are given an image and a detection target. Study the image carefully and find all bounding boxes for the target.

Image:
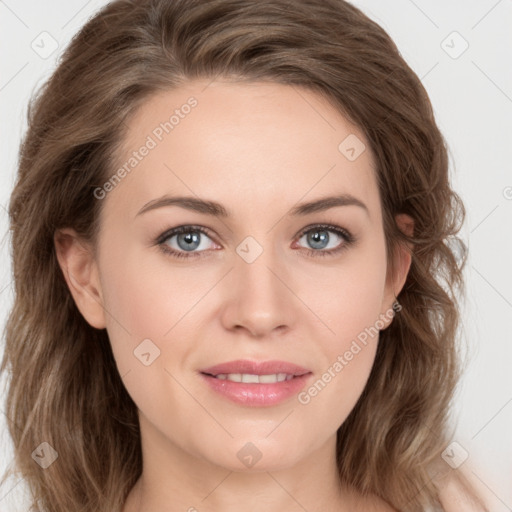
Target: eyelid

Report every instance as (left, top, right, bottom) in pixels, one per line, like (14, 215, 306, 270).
(294, 222, 352, 240)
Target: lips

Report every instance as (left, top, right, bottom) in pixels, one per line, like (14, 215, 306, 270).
(199, 359, 313, 407)
(200, 359, 311, 377)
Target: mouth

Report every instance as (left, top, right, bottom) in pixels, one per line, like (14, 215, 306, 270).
(199, 360, 312, 407)
(202, 372, 296, 383)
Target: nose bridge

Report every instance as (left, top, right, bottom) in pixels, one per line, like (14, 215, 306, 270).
(235, 233, 286, 301)
(224, 233, 295, 335)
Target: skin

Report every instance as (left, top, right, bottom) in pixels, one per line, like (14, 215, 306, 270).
(54, 80, 414, 512)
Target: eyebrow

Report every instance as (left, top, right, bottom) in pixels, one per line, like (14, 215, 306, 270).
(135, 194, 369, 218)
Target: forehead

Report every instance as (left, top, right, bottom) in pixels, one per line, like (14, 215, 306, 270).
(109, 80, 381, 223)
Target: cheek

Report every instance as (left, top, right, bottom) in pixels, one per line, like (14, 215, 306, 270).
(100, 243, 197, 340)
(96, 240, 169, 376)
(297, 299, 381, 434)
(295, 247, 386, 420)
(98, 243, 218, 383)
(296, 343, 377, 443)
(304, 245, 387, 348)
(97, 251, 194, 433)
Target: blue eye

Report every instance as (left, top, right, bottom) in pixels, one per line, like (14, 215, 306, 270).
(156, 223, 355, 260)
(295, 224, 355, 258)
(157, 225, 216, 259)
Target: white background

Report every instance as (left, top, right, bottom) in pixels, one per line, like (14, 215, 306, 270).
(0, 1, 511, 510)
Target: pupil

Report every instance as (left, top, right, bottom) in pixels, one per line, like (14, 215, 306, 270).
(309, 230, 328, 249)
(178, 232, 200, 251)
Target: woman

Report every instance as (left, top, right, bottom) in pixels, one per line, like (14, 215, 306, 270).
(0, 0, 490, 510)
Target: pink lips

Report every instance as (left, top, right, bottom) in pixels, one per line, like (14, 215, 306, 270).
(201, 359, 311, 377)
(200, 359, 312, 407)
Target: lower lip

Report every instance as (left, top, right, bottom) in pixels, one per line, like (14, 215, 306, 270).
(200, 373, 312, 407)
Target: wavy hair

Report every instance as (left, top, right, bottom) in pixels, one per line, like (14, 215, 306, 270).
(1, 0, 484, 510)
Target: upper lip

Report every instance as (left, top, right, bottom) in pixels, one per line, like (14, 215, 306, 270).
(200, 359, 311, 377)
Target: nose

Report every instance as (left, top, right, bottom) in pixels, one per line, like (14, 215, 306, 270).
(219, 241, 297, 339)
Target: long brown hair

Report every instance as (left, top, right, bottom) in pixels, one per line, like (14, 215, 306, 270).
(0, 0, 484, 510)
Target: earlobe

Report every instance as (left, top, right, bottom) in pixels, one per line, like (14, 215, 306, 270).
(54, 228, 107, 329)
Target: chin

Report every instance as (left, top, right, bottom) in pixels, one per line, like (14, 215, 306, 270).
(202, 437, 307, 473)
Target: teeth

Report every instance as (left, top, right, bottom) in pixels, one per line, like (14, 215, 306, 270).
(214, 373, 294, 383)
(242, 373, 259, 383)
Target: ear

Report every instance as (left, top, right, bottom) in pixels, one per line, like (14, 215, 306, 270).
(54, 228, 107, 329)
(379, 213, 414, 330)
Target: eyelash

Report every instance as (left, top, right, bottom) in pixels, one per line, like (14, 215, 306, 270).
(155, 223, 356, 260)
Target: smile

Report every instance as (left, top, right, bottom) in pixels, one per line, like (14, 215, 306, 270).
(212, 373, 295, 383)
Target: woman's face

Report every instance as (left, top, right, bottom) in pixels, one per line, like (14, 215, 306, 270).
(59, 79, 411, 472)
